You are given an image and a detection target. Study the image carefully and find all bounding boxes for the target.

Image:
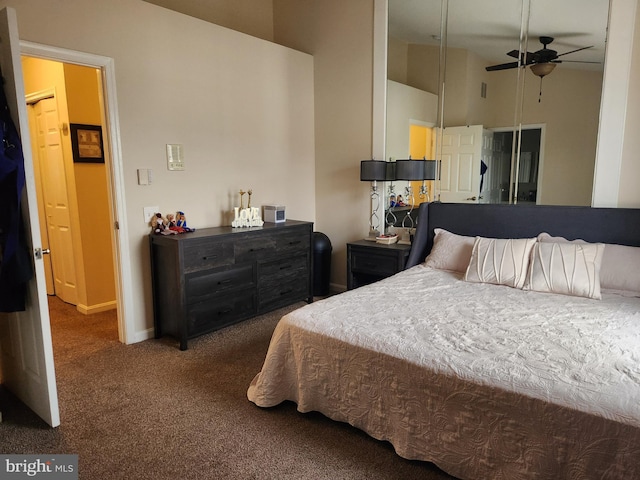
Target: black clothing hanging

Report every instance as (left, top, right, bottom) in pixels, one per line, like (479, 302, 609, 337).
(0, 76, 33, 312)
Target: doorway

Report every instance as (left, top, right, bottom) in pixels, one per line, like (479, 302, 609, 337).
(18, 39, 135, 347)
(24, 57, 117, 320)
(409, 123, 434, 204)
(492, 126, 544, 204)
(22, 58, 120, 365)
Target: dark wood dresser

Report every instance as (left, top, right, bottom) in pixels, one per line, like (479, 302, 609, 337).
(149, 220, 313, 349)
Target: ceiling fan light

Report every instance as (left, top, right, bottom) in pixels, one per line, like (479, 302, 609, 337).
(530, 62, 556, 78)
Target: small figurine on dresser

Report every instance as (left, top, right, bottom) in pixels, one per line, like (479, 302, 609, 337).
(166, 213, 184, 233)
(151, 213, 177, 235)
(175, 211, 194, 232)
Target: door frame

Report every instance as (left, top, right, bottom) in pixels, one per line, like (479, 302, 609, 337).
(20, 41, 134, 345)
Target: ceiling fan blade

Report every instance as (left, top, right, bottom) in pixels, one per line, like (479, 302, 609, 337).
(557, 45, 594, 57)
(486, 61, 519, 72)
(506, 50, 535, 64)
(560, 60, 601, 64)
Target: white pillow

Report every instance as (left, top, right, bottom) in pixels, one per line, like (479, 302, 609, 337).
(538, 232, 640, 294)
(525, 241, 605, 299)
(424, 228, 475, 273)
(464, 236, 536, 289)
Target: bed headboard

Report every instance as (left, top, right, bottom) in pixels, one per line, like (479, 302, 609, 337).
(406, 202, 640, 269)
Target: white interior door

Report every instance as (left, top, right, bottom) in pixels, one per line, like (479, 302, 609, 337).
(438, 125, 483, 203)
(30, 97, 77, 304)
(27, 101, 54, 294)
(0, 6, 60, 427)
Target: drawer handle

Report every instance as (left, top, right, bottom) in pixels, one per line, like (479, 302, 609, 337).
(217, 279, 232, 286)
(249, 247, 266, 253)
(288, 240, 301, 246)
(202, 255, 218, 261)
(279, 264, 292, 270)
(279, 289, 293, 296)
(218, 308, 233, 315)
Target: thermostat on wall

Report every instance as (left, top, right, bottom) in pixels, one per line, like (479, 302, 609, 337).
(166, 144, 185, 171)
(263, 205, 286, 223)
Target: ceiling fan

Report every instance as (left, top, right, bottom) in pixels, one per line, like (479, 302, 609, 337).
(485, 36, 595, 77)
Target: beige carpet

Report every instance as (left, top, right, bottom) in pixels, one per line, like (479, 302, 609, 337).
(0, 297, 456, 479)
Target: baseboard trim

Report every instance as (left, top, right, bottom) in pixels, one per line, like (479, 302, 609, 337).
(76, 301, 117, 315)
(131, 328, 154, 344)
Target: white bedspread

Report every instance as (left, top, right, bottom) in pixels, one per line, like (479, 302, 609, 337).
(248, 266, 640, 479)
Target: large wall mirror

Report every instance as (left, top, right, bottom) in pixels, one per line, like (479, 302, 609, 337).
(384, 0, 610, 210)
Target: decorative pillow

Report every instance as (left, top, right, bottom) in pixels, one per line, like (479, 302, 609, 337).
(464, 236, 537, 289)
(525, 241, 605, 299)
(538, 232, 640, 294)
(424, 228, 475, 273)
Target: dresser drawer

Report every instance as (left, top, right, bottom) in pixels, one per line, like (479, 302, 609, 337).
(258, 254, 307, 281)
(258, 255, 309, 311)
(350, 249, 399, 276)
(185, 264, 254, 304)
(234, 235, 276, 262)
(258, 276, 308, 312)
(187, 292, 256, 337)
(183, 239, 234, 272)
(274, 229, 310, 254)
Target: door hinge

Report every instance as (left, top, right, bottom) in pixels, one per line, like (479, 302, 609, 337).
(114, 221, 120, 230)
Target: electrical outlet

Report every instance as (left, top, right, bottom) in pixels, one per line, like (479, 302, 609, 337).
(144, 206, 159, 224)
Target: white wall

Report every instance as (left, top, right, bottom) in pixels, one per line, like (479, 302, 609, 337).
(274, 0, 376, 289)
(386, 80, 438, 161)
(143, 0, 275, 42)
(3, 0, 315, 340)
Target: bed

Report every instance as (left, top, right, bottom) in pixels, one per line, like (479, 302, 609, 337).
(247, 202, 640, 479)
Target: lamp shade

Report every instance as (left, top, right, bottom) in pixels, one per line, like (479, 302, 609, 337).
(385, 161, 396, 181)
(360, 160, 387, 181)
(424, 160, 438, 180)
(395, 159, 426, 180)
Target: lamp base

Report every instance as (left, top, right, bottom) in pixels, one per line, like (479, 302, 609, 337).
(397, 229, 413, 245)
(364, 229, 380, 241)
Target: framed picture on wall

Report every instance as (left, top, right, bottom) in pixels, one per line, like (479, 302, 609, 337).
(70, 123, 104, 163)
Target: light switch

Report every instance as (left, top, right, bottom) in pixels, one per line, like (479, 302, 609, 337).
(166, 144, 185, 171)
(144, 206, 159, 224)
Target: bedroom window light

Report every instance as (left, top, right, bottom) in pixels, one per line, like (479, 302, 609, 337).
(360, 159, 387, 241)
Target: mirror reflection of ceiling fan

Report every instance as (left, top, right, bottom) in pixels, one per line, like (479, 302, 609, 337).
(485, 36, 598, 77)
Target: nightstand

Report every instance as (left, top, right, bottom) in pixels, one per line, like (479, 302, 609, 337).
(347, 240, 412, 290)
